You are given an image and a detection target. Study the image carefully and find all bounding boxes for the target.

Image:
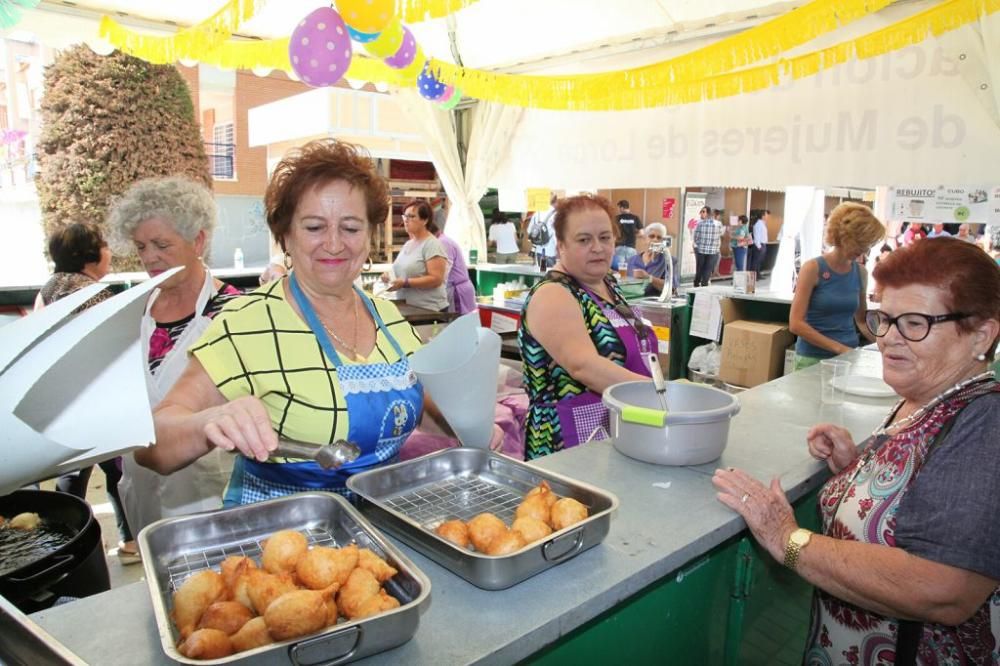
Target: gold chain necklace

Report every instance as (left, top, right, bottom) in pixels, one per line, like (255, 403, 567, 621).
(318, 293, 364, 362)
(871, 370, 995, 437)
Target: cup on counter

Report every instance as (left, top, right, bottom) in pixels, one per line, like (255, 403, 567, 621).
(820, 359, 851, 405)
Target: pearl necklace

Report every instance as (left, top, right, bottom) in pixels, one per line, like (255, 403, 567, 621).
(871, 370, 995, 437)
(319, 293, 364, 362)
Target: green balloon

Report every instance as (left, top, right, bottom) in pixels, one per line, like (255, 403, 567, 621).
(438, 88, 462, 110)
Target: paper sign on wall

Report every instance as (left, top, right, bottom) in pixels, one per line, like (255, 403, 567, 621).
(526, 188, 552, 212)
(689, 291, 723, 342)
(887, 186, 1000, 224)
(662, 198, 676, 219)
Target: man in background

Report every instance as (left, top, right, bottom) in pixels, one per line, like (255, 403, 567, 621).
(527, 192, 558, 269)
(749, 209, 770, 277)
(614, 200, 643, 268)
(927, 222, 951, 238)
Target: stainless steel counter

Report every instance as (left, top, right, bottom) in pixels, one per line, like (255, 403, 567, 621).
(29, 349, 894, 665)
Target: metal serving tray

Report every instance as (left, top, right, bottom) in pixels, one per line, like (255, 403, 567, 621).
(346, 448, 619, 590)
(138, 492, 430, 666)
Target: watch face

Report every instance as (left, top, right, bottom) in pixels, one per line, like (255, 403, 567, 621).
(792, 529, 811, 546)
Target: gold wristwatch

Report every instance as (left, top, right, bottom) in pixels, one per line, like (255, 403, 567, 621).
(783, 528, 813, 570)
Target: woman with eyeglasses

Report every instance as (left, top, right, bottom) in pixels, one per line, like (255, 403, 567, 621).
(625, 222, 679, 297)
(714, 237, 1000, 663)
(789, 203, 886, 371)
(383, 201, 450, 312)
(518, 194, 656, 460)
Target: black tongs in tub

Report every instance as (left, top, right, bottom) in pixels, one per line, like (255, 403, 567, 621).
(271, 436, 361, 469)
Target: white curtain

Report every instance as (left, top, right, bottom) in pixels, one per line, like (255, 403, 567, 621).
(392, 89, 523, 257)
(773, 187, 825, 294)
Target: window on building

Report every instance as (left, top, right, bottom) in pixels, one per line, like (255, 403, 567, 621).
(210, 122, 235, 179)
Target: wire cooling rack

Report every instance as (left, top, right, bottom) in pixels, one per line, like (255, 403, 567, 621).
(382, 476, 525, 530)
(165, 527, 338, 593)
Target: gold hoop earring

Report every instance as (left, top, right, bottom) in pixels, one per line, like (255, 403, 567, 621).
(283, 252, 293, 270)
(364, 255, 373, 271)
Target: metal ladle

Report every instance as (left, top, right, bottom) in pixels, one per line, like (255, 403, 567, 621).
(271, 436, 361, 470)
(646, 352, 670, 414)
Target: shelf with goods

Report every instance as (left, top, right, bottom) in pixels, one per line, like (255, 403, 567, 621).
(370, 157, 444, 263)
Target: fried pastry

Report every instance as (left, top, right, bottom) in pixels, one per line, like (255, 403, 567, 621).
(229, 616, 272, 653)
(8, 512, 40, 530)
(511, 516, 553, 544)
(261, 530, 308, 576)
(196, 601, 254, 636)
(485, 529, 526, 556)
(351, 589, 400, 620)
(435, 519, 470, 549)
(244, 569, 298, 616)
(263, 589, 329, 641)
(527, 480, 559, 508)
(219, 556, 257, 591)
(177, 628, 233, 659)
(550, 497, 588, 531)
(337, 567, 381, 620)
(467, 512, 507, 552)
(357, 548, 398, 583)
(171, 570, 227, 640)
(296, 544, 358, 590)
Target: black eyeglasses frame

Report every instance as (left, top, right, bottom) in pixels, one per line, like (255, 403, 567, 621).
(864, 309, 971, 342)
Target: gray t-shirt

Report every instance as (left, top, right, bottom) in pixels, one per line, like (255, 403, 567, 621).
(392, 236, 450, 311)
(894, 391, 1000, 580)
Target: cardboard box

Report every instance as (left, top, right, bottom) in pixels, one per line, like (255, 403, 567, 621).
(720, 321, 795, 387)
(732, 271, 757, 294)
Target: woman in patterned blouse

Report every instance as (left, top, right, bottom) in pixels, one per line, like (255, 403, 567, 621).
(107, 177, 241, 535)
(518, 194, 656, 460)
(714, 238, 1000, 664)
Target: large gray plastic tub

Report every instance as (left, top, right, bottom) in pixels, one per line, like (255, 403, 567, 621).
(603, 381, 741, 466)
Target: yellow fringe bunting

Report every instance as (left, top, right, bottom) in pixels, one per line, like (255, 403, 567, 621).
(429, 0, 998, 110)
(397, 0, 479, 23)
(99, 0, 267, 65)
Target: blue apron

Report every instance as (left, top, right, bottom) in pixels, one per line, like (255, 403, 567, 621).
(223, 274, 424, 506)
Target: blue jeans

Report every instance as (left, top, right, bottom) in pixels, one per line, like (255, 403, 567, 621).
(732, 246, 748, 271)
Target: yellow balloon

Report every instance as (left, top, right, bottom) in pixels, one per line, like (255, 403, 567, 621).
(363, 18, 403, 59)
(335, 0, 394, 34)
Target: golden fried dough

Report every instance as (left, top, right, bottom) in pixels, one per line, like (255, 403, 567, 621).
(261, 530, 308, 576)
(296, 545, 358, 590)
(514, 493, 550, 526)
(219, 556, 257, 591)
(351, 589, 400, 620)
(337, 567, 381, 620)
(550, 497, 588, 531)
(177, 628, 233, 659)
(467, 513, 507, 552)
(245, 569, 298, 616)
(324, 597, 339, 627)
(9, 512, 40, 530)
(527, 480, 558, 508)
(511, 516, 553, 544)
(229, 616, 272, 653)
(485, 529, 526, 556)
(171, 570, 227, 640)
(263, 589, 329, 641)
(196, 601, 254, 636)
(435, 519, 470, 549)
(357, 548, 398, 583)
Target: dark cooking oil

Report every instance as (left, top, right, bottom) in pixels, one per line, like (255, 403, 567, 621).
(0, 519, 76, 577)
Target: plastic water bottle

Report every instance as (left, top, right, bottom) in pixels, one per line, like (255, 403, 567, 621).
(233, 247, 244, 269)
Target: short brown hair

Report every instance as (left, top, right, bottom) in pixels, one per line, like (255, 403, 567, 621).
(48, 223, 105, 273)
(553, 194, 618, 243)
(405, 200, 438, 234)
(265, 139, 389, 250)
(873, 237, 1000, 354)
(825, 202, 885, 250)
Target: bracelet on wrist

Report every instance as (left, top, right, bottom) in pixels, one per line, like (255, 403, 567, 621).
(403, 277, 410, 288)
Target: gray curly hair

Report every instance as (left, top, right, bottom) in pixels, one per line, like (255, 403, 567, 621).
(106, 176, 216, 259)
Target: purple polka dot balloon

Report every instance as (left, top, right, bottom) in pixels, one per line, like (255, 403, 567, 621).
(289, 7, 353, 87)
(384, 25, 417, 69)
(417, 62, 447, 101)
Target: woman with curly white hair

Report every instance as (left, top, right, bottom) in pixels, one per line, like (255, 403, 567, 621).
(107, 176, 241, 536)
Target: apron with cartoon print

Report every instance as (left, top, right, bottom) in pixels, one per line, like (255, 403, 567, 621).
(224, 275, 423, 505)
